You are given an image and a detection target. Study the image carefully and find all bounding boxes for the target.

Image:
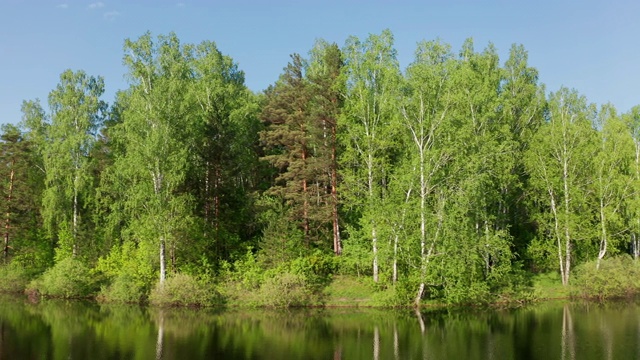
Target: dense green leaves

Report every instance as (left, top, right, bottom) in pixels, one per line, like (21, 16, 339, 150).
(4, 30, 640, 305)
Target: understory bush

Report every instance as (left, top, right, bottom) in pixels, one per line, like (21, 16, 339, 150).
(220, 249, 336, 307)
(97, 273, 147, 304)
(149, 273, 221, 307)
(572, 255, 640, 300)
(258, 271, 314, 307)
(0, 261, 31, 293)
(27, 257, 97, 298)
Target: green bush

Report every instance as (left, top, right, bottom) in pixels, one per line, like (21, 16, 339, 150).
(0, 262, 31, 293)
(149, 273, 220, 307)
(572, 255, 640, 300)
(258, 271, 314, 307)
(289, 250, 336, 289)
(27, 257, 97, 299)
(97, 273, 147, 304)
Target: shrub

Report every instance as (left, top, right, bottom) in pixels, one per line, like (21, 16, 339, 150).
(289, 250, 336, 290)
(27, 257, 97, 299)
(258, 271, 314, 307)
(0, 261, 31, 293)
(149, 273, 220, 307)
(218, 249, 337, 307)
(572, 255, 640, 300)
(97, 273, 147, 304)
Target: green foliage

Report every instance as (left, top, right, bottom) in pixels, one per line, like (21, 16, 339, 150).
(526, 236, 557, 273)
(28, 257, 98, 298)
(258, 271, 314, 307)
(94, 241, 156, 295)
(149, 273, 221, 307)
(572, 256, 640, 300)
(335, 228, 372, 277)
(221, 248, 264, 290)
(256, 195, 306, 266)
(0, 261, 31, 293)
(219, 249, 336, 307)
(97, 274, 146, 304)
(323, 275, 376, 306)
(256, 251, 336, 307)
(8, 30, 640, 308)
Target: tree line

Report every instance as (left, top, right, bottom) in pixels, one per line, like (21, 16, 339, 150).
(2, 30, 640, 305)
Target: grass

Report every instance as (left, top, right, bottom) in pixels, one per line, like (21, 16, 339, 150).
(323, 275, 377, 307)
(531, 272, 571, 300)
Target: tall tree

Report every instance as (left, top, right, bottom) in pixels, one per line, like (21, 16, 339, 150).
(112, 32, 194, 284)
(188, 40, 260, 262)
(591, 104, 633, 268)
(497, 44, 546, 258)
(39, 70, 104, 259)
(526, 88, 597, 285)
(341, 29, 402, 282)
(0, 125, 33, 262)
(307, 40, 344, 255)
(623, 106, 640, 259)
(400, 39, 455, 304)
(260, 53, 314, 248)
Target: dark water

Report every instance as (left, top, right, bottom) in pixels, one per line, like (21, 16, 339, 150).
(1, 295, 639, 360)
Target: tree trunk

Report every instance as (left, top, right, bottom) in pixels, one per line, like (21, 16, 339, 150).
(549, 190, 566, 286)
(597, 198, 607, 270)
(3, 165, 14, 262)
(416, 148, 426, 306)
(331, 126, 341, 255)
(368, 153, 379, 283)
(562, 146, 571, 286)
(372, 226, 379, 283)
(159, 236, 166, 284)
(393, 233, 398, 284)
(302, 144, 310, 246)
(72, 183, 78, 258)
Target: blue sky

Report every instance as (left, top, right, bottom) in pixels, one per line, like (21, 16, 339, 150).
(1, 1, 638, 125)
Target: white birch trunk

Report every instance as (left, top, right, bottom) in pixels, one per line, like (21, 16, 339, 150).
(72, 173, 78, 258)
(369, 153, 378, 283)
(561, 135, 572, 286)
(597, 197, 607, 270)
(159, 236, 166, 284)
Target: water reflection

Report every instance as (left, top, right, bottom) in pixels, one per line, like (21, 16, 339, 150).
(156, 309, 164, 360)
(0, 295, 639, 359)
(562, 303, 575, 360)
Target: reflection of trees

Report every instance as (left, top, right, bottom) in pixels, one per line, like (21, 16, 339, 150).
(5, 297, 640, 359)
(561, 304, 575, 360)
(599, 307, 613, 360)
(156, 309, 164, 360)
(393, 321, 399, 360)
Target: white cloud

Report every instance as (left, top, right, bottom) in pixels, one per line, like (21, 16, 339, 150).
(88, 2, 105, 10)
(103, 11, 120, 20)
(56, 3, 69, 9)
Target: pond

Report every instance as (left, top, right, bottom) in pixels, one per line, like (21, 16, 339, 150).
(1, 295, 639, 359)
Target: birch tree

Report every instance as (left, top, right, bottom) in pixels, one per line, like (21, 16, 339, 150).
(400, 40, 454, 305)
(592, 104, 633, 269)
(341, 29, 401, 282)
(114, 32, 194, 284)
(40, 70, 104, 258)
(526, 88, 596, 285)
(623, 106, 640, 259)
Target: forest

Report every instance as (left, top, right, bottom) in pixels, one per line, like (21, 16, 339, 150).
(2, 30, 640, 307)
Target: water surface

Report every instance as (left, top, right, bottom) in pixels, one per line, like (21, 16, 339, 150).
(1, 295, 639, 359)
